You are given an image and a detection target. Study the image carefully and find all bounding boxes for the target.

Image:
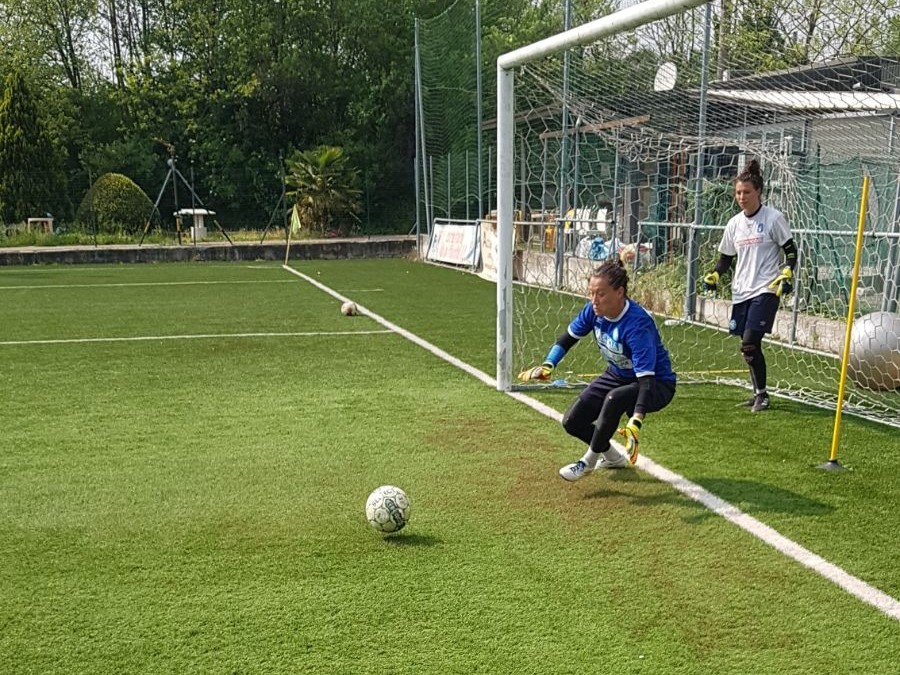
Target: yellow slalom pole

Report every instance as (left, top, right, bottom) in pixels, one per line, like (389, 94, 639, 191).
(284, 205, 297, 266)
(821, 174, 870, 471)
(284, 225, 292, 266)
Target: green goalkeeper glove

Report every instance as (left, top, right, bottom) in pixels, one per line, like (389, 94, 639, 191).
(768, 267, 793, 297)
(702, 270, 720, 295)
(618, 415, 642, 464)
(518, 362, 553, 383)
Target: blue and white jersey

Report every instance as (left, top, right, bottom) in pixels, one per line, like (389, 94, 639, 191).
(568, 299, 676, 382)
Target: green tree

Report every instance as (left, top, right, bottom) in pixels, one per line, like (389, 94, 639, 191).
(1, 0, 98, 90)
(0, 71, 63, 223)
(75, 172, 154, 233)
(285, 146, 362, 235)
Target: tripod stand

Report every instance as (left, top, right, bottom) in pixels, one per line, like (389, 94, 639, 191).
(140, 157, 234, 246)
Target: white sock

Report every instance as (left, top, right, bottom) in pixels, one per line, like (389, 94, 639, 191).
(580, 449, 601, 468)
(601, 448, 622, 463)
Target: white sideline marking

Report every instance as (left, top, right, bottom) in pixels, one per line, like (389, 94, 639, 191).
(0, 331, 391, 346)
(0, 280, 292, 291)
(282, 263, 900, 623)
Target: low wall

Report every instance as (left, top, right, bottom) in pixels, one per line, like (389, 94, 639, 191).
(517, 249, 846, 356)
(0, 236, 418, 266)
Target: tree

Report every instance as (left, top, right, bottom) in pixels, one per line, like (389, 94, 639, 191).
(2, 0, 99, 91)
(285, 146, 362, 235)
(75, 172, 153, 233)
(0, 71, 63, 223)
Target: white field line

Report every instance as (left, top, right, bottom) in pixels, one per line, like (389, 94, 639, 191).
(0, 280, 293, 291)
(282, 263, 900, 623)
(0, 331, 391, 346)
(0, 263, 275, 274)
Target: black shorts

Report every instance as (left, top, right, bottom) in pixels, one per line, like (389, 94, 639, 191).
(581, 369, 676, 416)
(729, 293, 780, 336)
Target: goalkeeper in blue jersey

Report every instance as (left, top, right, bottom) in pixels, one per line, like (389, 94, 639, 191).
(702, 159, 797, 413)
(519, 258, 677, 482)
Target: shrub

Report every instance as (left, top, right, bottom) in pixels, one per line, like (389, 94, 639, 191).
(76, 173, 153, 233)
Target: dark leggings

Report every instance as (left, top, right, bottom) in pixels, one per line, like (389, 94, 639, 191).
(561, 370, 675, 454)
(741, 329, 767, 391)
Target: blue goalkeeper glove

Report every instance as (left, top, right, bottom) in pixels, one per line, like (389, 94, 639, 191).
(618, 415, 642, 464)
(702, 270, 719, 295)
(518, 362, 553, 383)
(768, 267, 793, 298)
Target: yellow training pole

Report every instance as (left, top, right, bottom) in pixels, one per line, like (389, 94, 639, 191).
(821, 174, 870, 471)
(284, 205, 298, 266)
(284, 228, 292, 266)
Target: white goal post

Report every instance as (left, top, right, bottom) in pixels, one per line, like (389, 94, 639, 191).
(495, 0, 711, 391)
(491, 0, 900, 428)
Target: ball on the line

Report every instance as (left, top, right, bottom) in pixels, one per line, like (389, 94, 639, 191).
(341, 301, 357, 316)
(365, 485, 410, 534)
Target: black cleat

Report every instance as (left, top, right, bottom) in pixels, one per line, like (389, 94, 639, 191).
(750, 393, 770, 412)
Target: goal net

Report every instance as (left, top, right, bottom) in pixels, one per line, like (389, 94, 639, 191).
(495, 0, 900, 427)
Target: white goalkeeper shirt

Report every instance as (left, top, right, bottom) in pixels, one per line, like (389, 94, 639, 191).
(719, 204, 792, 303)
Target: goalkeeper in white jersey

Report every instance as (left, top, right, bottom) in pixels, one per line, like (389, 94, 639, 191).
(519, 258, 677, 482)
(703, 159, 798, 412)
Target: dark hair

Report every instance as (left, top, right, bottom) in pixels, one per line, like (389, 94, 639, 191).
(591, 257, 628, 295)
(735, 158, 764, 192)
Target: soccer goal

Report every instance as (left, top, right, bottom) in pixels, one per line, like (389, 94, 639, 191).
(495, 0, 900, 428)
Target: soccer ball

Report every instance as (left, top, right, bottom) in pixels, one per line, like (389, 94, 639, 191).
(365, 485, 410, 534)
(848, 311, 900, 391)
(341, 301, 357, 316)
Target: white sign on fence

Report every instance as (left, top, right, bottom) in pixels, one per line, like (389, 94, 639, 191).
(426, 221, 481, 268)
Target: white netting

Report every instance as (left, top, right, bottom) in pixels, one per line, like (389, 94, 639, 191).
(414, 1, 900, 425)
(496, 1, 900, 426)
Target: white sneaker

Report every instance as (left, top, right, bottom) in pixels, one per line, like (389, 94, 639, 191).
(597, 451, 628, 469)
(559, 460, 594, 482)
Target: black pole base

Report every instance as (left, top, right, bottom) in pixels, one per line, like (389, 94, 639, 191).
(816, 459, 846, 472)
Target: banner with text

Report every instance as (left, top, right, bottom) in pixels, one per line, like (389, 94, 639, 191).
(426, 221, 481, 268)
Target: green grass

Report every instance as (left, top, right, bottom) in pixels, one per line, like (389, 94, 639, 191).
(1, 259, 898, 674)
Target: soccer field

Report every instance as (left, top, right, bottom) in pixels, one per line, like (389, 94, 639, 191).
(1, 259, 898, 673)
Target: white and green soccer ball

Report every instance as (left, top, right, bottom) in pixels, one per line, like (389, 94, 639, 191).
(365, 485, 410, 534)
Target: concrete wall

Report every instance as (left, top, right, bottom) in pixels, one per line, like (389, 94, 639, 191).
(517, 249, 847, 355)
(693, 294, 846, 356)
(0, 236, 418, 266)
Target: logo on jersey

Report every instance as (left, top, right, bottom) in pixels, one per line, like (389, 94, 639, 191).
(757, 221, 764, 233)
(594, 326, 633, 369)
(735, 235, 764, 248)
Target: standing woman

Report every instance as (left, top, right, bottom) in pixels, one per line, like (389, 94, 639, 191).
(703, 159, 797, 412)
(519, 258, 677, 481)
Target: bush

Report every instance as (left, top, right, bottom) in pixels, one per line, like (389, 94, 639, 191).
(76, 173, 153, 233)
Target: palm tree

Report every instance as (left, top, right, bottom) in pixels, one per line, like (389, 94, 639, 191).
(284, 146, 362, 236)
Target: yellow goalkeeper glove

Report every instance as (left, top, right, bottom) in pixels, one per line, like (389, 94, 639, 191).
(768, 267, 793, 298)
(618, 415, 642, 464)
(518, 362, 553, 382)
(702, 270, 720, 295)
